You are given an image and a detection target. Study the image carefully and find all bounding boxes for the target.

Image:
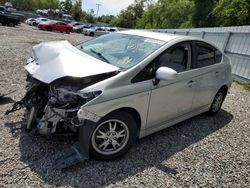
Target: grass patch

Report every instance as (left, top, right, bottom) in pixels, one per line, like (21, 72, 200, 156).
(234, 81, 250, 91)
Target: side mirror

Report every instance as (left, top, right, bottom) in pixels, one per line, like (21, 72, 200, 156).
(153, 67, 177, 85)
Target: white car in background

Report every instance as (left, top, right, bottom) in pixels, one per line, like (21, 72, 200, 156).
(33, 17, 49, 26)
(83, 27, 119, 37)
(25, 18, 36, 26)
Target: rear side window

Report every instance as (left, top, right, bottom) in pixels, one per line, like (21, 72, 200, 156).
(195, 42, 222, 68)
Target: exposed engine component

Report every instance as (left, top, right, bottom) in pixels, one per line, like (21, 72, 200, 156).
(15, 73, 114, 135)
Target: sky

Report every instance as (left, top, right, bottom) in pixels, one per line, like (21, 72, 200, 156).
(82, 0, 135, 16)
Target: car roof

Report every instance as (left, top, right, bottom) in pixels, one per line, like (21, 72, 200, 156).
(119, 30, 188, 42)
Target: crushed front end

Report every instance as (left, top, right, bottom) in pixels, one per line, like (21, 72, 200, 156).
(6, 40, 119, 169)
(12, 74, 108, 169)
(22, 73, 114, 135)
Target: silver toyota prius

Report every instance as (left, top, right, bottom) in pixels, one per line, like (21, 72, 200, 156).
(10, 30, 232, 167)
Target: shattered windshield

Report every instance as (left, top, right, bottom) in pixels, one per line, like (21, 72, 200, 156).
(77, 33, 165, 71)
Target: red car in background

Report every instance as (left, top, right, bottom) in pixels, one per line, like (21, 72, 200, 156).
(38, 21, 73, 34)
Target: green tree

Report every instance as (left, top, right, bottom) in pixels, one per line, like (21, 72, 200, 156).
(0, 0, 6, 5)
(97, 15, 115, 24)
(9, 0, 61, 11)
(212, 0, 250, 26)
(111, 0, 145, 28)
(82, 11, 96, 23)
(192, 0, 216, 27)
(60, 0, 72, 13)
(137, 0, 194, 29)
(71, 0, 82, 21)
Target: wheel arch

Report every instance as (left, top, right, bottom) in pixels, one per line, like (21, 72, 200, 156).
(218, 85, 228, 97)
(103, 107, 141, 133)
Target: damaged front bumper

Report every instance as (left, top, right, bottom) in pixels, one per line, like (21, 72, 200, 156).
(54, 119, 97, 169)
(38, 106, 102, 169)
(36, 105, 101, 135)
(6, 94, 102, 169)
(33, 105, 102, 169)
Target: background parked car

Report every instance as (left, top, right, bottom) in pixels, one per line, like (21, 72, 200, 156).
(33, 17, 49, 26)
(73, 24, 86, 33)
(0, 6, 20, 26)
(38, 20, 73, 33)
(83, 26, 119, 36)
(0, 6, 24, 22)
(83, 27, 106, 36)
(25, 18, 36, 25)
(70, 21, 83, 27)
(108, 27, 119, 32)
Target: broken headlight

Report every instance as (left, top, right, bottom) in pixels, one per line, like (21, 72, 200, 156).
(49, 87, 81, 105)
(81, 90, 102, 101)
(49, 87, 102, 106)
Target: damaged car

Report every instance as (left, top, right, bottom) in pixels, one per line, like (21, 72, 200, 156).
(7, 30, 232, 168)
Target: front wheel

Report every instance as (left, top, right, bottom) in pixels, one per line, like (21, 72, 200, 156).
(208, 89, 226, 115)
(90, 111, 138, 160)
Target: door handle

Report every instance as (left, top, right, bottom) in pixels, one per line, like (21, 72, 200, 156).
(215, 71, 220, 77)
(188, 80, 194, 87)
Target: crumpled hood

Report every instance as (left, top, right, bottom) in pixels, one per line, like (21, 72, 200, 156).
(25, 40, 119, 84)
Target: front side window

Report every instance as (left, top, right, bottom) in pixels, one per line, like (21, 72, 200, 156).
(157, 43, 190, 73)
(77, 33, 165, 71)
(132, 42, 191, 83)
(195, 42, 222, 68)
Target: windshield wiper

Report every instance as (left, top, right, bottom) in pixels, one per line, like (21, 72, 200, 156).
(90, 48, 111, 64)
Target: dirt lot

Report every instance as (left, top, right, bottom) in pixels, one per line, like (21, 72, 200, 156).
(0, 24, 249, 188)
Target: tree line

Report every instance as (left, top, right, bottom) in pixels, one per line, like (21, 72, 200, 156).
(0, 0, 249, 28)
(113, 0, 250, 28)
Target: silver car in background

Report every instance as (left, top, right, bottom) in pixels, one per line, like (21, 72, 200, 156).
(83, 26, 119, 37)
(11, 30, 232, 167)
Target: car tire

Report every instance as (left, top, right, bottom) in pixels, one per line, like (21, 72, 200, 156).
(208, 89, 226, 116)
(47, 27, 52, 32)
(90, 32, 94, 36)
(90, 111, 138, 160)
(66, 30, 70, 34)
(8, 22, 14, 27)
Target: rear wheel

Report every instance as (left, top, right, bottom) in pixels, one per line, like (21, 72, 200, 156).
(90, 111, 138, 160)
(208, 89, 226, 115)
(66, 30, 70, 34)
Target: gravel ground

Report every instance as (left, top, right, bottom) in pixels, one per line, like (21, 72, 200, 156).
(0, 24, 249, 188)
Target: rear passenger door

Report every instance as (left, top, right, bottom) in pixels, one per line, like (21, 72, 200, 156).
(191, 41, 223, 110)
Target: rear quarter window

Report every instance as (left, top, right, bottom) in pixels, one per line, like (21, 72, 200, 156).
(195, 42, 222, 68)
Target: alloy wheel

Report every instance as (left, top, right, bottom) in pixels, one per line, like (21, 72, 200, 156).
(91, 119, 129, 155)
